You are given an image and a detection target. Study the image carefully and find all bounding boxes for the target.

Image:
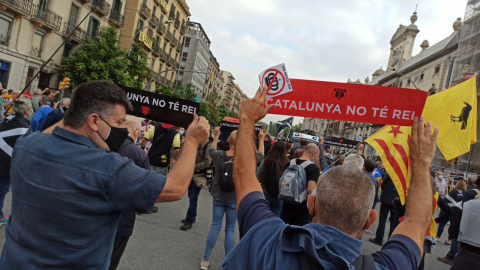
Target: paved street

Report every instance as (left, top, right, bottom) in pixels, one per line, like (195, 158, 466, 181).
(0, 190, 451, 270)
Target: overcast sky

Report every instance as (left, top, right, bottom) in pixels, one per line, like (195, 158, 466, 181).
(188, 0, 467, 126)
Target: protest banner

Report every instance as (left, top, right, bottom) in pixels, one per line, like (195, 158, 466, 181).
(324, 136, 361, 148)
(219, 121, 263, 133)
(258, 63, 293, 100)
(121, 87, 200, 128)
(223, 116, 240, 123)
(266, 79, 428, 126)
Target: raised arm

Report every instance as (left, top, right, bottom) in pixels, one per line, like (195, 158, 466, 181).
(391, 117, 438, 256)
(211, 126, 220, 149)
(258, 129, 265, 153)
(234, 87, 274, 208)
(156, 115, 209, 202)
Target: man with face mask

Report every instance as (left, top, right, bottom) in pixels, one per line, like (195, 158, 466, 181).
(0, 81, 210, 269)
(41, 98, 70, 131)
(0, 98, 32, 225)
(435, 171, 448, 197)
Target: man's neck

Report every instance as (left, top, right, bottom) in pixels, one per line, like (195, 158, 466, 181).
(62, 125, 90, 138)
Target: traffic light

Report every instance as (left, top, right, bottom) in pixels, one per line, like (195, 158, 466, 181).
(59, 77, 70, 90)
(447, 159, 453, 166)
(454, 156, 460, 165)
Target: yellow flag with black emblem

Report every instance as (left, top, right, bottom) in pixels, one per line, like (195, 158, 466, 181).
(423, 77, 477, 161)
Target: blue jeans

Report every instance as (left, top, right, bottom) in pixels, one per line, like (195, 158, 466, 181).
(446, 238, 459, 261)
(203, 199, 236, 260)
(185, 181, 202, 222)
(264, 193, 283, 217)
(0, 176, 10, 218)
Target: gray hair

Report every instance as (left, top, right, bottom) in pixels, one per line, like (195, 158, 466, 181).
(467, 177, 475, 187)
(33, 89, 42, 95)
(344, 154, 364, 170)
(13, 98, 32, 115)
(316, 165, 374, 234)
(39, 95, 50, 106)
(61, 98, 70, 106)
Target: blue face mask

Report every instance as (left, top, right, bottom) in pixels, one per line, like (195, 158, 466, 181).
(179, 130, 186, 136)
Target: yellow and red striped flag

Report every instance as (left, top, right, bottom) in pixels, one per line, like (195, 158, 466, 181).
(365, 125, 411, 204)
(427, 192, 440, 238)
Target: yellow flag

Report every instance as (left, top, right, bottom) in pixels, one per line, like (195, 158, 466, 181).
(365, 125, 412, 204)
(423, 77, 477, 161)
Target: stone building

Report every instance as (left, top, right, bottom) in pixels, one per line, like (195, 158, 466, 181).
(218, 70, 248, 115)
(0, 0, 126, 91)
(202, 50, 222, 102)
(120, 0, 190, 91)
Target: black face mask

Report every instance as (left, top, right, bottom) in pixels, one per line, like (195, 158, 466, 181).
(97, 116, 129, 152)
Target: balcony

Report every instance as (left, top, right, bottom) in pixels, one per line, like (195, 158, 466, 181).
(166, 56, 173, 67)
(156, 23, 166, 35)
(139, 2, 150, 19)
(62, 21, 86, 43)
(91, 0, 110, 17)
(159, 0, 167, 14)
(30, 4, 62, 31)
(152, 44, 161, 57)
(30, 45, 41, 57)
(176, 39, 182, 51)
(149, 16, 159, 28)
(109, 10, 125, 28)
(174, 18, 180, 29)
(164, 31, 172, 42)
(180, 25, 186, 35)
(160, 51, 167, 62)
(78, 0, 91, 3)
(171, 36, 177, 47)
(0, 0, 33, 17)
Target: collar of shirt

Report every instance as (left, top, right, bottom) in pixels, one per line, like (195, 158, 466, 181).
(52, 127, 98, 149)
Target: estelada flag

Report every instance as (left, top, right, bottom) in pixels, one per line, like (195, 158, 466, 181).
(423, 77, 477, 161)
(365, 125, 412, 204)
(398, 192, 439, 237)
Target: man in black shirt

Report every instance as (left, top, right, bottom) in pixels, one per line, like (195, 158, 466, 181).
(280, 143, 320, 226)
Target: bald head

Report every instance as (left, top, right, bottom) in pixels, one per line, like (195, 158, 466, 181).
(301, 143, 319, 162)
(125, 115, 141, 140)
(316, 165, 375, 235)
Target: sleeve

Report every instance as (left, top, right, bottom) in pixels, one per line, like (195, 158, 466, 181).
(372, 234, 421, 270)
(144, 126, 155, 141)
(319, 145, 329, 171)
(256, 160, 264, 181)
(255, 151, 265, 164)
(307, 164, 320, 183)
(209, 147, 222, 162)
(195, 142, 212, 172)
(237, 191, 277, 238)
(172, 133, 181, 149)
(108, 160, 166, 212)
(31, 110, 42, 131)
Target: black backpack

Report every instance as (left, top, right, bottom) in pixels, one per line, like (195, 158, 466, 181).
(219, 153, 235, 192)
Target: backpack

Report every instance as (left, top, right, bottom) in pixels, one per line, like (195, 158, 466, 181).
(278, 159, 312, 204)
(219, 153, 235, 192)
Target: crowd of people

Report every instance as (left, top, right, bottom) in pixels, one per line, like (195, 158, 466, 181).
(0, 81, 479, 270)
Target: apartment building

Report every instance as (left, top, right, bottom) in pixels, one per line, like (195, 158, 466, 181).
(175, 20, 209, 101)
(202, 50, 221, 102)
(0, 0, 125, 91)
(120, 0, 189, 91)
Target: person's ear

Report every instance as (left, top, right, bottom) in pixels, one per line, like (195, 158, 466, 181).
(363, 210, 378, 231)
(87, 114, 101, 132)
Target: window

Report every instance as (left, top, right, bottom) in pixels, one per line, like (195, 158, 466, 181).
(406, 78, 411, 87)
(150, 59, 155, 70)
(0, 61, 11, 88)
(184, 37, 190, 47)
(152, 6, 156, 17)
(434, 66, 441, 75)
(31, 30, 45, 57)
(419, 73, 424, 81)
(63, 43, 73, 58)
(137, 19, 144, 32)
(68, 4, 80, 26)
(158, 64, 163, 73)
(87, 17, 100, 38)
(162, 42, 167, 52)
(0, 14, 12, 46)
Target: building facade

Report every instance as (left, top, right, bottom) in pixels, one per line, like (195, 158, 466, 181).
(301, 12, 464, 158)
(202, 50, 221, 102)
(175, 20, 210, 101)
(0, 0, 125, 92)
(120, 0, 190, 91)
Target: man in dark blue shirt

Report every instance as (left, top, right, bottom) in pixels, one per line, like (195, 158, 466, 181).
(221, 87, 439, 270)
(0, 81, 210, 269)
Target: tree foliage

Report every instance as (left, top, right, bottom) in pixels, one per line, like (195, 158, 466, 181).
(62, 27, 151, 89)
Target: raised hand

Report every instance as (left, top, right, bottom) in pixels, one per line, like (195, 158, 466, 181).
(239, 86, 275, 123)
(410, 116, 439, 165)
(185, 114, 210, 145)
